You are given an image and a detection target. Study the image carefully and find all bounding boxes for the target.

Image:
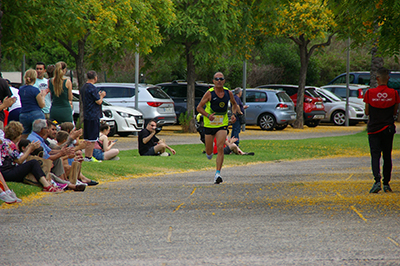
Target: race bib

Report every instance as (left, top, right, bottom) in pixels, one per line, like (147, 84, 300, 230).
(210, 115, 224, 126)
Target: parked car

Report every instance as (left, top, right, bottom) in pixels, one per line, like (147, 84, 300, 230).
(94, 83, 176, 127)
(244, 88, 296, 130)
(320, 84, 369, 106)
(256, 84, 325, 127)
(314, 88, 367, 126)
(327, 71, 400, 90)
(72, 90, 144, 137)
(157, 80, 213, 119)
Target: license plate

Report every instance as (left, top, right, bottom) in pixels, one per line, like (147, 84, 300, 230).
(316, 104, 323, 109)
(291, 115, 296, 119)
(106, 121, 115, 126)
(313, 115, 325, 119)
(163, 107, 173, 112)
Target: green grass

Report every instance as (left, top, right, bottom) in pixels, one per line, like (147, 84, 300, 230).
(3, 131, 400, 204)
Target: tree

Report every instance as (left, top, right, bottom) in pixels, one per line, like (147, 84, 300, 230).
(268, 0, 336, 128)
(332, 0, 400, 88)
(155, 0, 253, 132)
(2, 0, 175, 124)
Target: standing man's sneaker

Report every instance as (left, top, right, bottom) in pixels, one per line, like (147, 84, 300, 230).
(383, 184, 393, 193)
(214, 173, 223, 184)
(369, 182, 381, 193)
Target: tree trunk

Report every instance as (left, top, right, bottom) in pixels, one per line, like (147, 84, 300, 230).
(293, 41, 308, 129)
(186, 42, 197, 133)
(76, 39, 86, 129)
(370, 44, 384, 88)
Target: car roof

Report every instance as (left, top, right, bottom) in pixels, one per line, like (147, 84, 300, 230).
(321, 84, 369, 89)
(156, 81, 213, 86)
(95, 83, 151, 88)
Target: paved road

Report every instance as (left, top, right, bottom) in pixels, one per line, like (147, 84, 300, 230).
(2, 125, 400, 265)
(1, 153, 400, 265)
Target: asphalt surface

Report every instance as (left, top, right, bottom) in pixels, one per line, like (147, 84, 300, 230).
(1, 125, 400, 265)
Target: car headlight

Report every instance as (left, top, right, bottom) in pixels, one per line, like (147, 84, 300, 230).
(117, 111, 134, 118)
(351, 106, 363, 111)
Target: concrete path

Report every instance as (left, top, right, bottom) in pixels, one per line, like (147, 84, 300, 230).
(1, 153, 400, 265)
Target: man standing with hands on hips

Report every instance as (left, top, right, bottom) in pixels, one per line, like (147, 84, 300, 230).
(197, 72, 242, 184)
(364, 67, 400, 193)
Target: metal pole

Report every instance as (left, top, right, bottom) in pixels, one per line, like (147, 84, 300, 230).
(135, 45, 139, 110)
(241, 59, 247, 132)
(345, 37, 350, 126)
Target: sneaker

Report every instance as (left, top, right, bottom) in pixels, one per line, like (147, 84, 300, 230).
(87, 180, 99, 186)
(0, 192, 16, 204)
(76, 180, 88, 186)
(43, 186, 63, 193)
(83, 157, 102, 162)
(214, 173, 223, 184)
(6, 190, 22, 203)
(369, 182, 381, 193)
(109, 156, 120, 161)
(383, 184, 393, 193)
(56, 183, 68, 191)
(160, 152, 170, 157)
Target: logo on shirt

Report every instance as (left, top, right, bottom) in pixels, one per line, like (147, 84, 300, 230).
(219, 102, 225, 108)
(372, 92, 392, 102)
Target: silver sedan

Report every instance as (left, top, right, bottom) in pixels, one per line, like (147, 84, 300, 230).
(314, 88, 367, 126)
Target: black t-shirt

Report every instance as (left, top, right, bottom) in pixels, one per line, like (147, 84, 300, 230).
(138, 128, 159, 155)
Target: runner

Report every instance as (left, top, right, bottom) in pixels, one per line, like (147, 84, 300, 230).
(196, 72, 242, 184)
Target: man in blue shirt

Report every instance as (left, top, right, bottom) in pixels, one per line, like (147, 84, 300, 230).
(80, 71, 106, 162)
(28, 119, 74, 179)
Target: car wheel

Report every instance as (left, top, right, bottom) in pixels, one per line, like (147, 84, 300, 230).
(305, 120, 320, 127)
(332, 111, 346, 126)
(118, 132, 130, 137)
(275, 123, 288, 130)
(258, 113, 276, 131)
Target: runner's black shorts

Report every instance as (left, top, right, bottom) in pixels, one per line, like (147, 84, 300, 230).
(204, 126, 228, 135)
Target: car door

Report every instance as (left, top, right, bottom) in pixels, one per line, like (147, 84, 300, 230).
(245, 90, 268, 124)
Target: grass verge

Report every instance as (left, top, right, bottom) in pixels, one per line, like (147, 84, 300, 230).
(3, 131, 399, 204)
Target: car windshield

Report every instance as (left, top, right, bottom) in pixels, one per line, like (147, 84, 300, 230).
(305, 88, 320, 98)
(147, 87, 171, 99)
(318, 89, 343, 101)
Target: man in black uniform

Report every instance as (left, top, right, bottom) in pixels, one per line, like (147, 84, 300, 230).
(138, 119, 176, 156)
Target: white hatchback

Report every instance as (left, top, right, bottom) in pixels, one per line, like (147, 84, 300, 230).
(72, 90, 144, 137)
(95, 83, 176, 127)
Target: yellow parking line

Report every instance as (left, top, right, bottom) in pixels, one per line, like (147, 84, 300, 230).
(345, 174, 353, 180)
(387, 237, 399, 247)
(173, 202, 184, 213)
(350, 205, 367, 222)
(190, 188, 196, 196)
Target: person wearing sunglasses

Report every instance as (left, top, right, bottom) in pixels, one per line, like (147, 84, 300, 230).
(196, 72, 242, 184)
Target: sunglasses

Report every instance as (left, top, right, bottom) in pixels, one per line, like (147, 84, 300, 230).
(214, 77, 225, 81)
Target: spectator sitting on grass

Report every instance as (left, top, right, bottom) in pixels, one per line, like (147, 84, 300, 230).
(0, 121, 62, 192)
(92, 122, 120, 161)
(213, 136, 254, 156)
(18, 137, 86, 192)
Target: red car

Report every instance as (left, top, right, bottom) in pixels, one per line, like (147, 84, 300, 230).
(256, 84, 326, 127)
